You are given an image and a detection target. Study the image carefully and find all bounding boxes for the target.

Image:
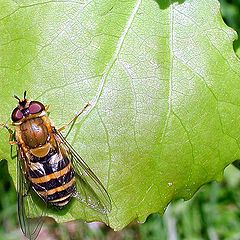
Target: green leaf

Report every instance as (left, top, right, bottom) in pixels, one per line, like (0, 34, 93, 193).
(0, 0, 240, 230)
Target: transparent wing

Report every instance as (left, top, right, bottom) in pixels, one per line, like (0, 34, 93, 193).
(17, 148, 47, 240)
(55, 131, 111, 214)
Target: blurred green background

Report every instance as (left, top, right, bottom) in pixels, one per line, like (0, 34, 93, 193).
(0, 0, 240, 239)
(219, 0, 240, 50)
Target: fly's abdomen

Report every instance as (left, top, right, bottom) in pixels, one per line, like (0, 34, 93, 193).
(29, 152, 76, 207)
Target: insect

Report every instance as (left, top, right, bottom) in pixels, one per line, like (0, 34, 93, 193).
(1, 91, 111, 240)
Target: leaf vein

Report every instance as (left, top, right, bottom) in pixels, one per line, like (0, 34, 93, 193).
(159, 2, 174, 148)
(87, 0, 142, 113)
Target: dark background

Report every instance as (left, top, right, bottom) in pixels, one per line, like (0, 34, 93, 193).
(220, 0, 240, 49)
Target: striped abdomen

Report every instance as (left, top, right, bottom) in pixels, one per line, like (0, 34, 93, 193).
(28, 149, 76, 207)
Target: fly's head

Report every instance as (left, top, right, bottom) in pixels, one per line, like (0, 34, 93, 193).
(11, 91, 45, 123)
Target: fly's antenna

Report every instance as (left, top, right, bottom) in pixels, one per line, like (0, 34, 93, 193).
(23, 90, 27, 100)
(13, 91, 27, 106)
(14, 95, 20, 101)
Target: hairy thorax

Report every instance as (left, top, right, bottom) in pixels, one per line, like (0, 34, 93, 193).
(20, 118, 49, 149)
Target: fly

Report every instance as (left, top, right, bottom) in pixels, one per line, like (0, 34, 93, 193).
(1, 91, 111, 240)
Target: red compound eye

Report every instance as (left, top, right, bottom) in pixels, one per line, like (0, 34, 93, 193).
(29, 101, 45, 114)
(11, 108, 23, 122)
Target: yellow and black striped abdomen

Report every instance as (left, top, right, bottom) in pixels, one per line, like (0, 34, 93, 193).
(28, 149, 76, 207)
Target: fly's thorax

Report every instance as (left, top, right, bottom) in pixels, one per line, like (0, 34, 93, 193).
(19, 117, 49, 149)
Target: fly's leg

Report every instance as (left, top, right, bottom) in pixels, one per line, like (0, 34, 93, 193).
(0, 123, 16, 159)
(0, 123, 16, 144)
(58, 102, 91, 132)
(23, 183, 31, 197)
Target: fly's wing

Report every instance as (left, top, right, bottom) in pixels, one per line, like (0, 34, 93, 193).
(55, 131, 111, 214)
(17, 149, 47, 240)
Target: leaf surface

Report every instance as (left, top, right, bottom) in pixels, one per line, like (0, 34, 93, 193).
(0, 0, 240, 230)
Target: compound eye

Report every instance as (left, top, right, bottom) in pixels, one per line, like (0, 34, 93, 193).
(11, 108, 23, 122)
(29, 101, 45, 114)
